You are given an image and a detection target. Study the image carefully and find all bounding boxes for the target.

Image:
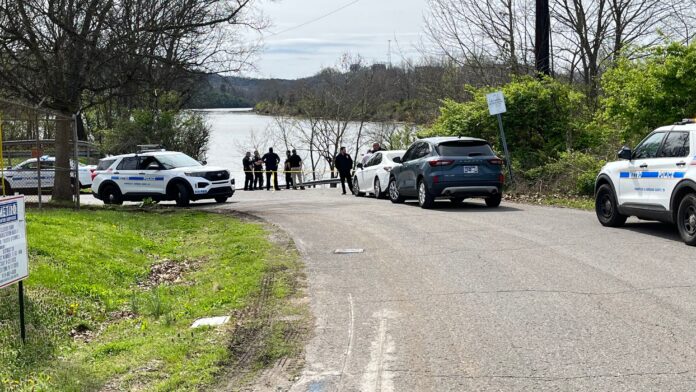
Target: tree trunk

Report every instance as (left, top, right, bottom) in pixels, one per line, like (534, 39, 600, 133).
(53, 116, 73, 202)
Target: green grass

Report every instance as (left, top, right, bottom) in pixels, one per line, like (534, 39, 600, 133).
(0, 208, 301, 391)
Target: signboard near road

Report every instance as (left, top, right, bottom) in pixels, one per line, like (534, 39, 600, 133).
(486, 91, 507, 115)
(0, 196, 28, 289)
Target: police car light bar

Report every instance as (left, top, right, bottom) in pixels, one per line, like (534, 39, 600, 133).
(136, 144, 166, 153)
(675, 119, 696, 125)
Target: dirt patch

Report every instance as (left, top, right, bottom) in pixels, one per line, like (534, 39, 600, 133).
(211, 218, 310, 392)
(138, 258, 200, 289)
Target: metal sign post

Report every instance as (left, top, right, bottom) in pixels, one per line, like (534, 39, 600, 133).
(486, 91, 514, 183)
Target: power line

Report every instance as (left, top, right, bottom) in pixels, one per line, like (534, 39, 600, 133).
(266, 0, 362, 38)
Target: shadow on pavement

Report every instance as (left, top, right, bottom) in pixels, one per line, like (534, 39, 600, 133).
(622, 221, 683, 243)
(402, 200, 523, 212)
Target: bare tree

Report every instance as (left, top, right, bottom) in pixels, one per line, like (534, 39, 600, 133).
(0, 0, 264, 200)
(424, 0, 535, 80)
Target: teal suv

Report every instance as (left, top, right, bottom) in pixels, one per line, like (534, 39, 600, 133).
(388, 137, 505, 209)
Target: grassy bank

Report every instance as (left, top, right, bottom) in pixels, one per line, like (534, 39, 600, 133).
(0, 208, 304, 391)
(505, 193, 594, 211)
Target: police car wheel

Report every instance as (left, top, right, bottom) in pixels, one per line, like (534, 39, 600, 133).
(173, 183, 191, 207)
(101, 184, 123, 206)
(677, 194, 696, 246)
(215, 196, 228, 203)
(595, 184, 626, 227)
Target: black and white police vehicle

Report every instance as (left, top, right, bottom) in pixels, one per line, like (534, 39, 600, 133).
(92, 149, 234, 206)
(595, 120, 696, 245)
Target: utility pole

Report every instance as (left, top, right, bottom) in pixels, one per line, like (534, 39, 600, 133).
(535, 0, 551, 75)
(388, 40, 392, 68)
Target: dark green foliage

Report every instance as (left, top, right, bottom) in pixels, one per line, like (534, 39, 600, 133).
(424, 76, 592, 170)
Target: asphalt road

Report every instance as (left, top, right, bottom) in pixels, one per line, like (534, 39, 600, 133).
(89, 189, 696, 391)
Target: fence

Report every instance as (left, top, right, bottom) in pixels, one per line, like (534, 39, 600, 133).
(0, 99, 97, 208)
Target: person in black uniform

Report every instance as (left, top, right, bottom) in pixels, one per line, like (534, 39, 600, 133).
(253, 150, 264, 190)
(284, 150, 293, 190)
(262, 147, 281, 191)
(334, 146, 354, 195)
(242, 151, 254, 191)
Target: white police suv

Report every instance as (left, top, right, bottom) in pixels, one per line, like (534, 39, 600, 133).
(2, 156, 93, 194)
(92, 151, 234, 206)
(595, 120, 696, 245)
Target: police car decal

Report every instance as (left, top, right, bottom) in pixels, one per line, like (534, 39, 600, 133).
(619, 171, 686, 179)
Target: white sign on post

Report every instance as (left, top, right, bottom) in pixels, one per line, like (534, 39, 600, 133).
(0, 196, 28, 289)
(486, 91, 507, 115)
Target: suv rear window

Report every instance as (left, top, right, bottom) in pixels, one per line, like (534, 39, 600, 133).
(437, 141, 494, 157)
(97, 159, 116, 170)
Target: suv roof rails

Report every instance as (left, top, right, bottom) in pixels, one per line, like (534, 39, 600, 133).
(674, 118, 696, 125)
(136, 144, 166, 153)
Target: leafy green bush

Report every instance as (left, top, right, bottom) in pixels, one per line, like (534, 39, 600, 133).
(523, 151, 605, 196)
(423, 76, 592, 170)
(601, 42, 696, 144)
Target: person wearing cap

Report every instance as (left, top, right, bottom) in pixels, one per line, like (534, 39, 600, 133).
(334, 146, 354, 195)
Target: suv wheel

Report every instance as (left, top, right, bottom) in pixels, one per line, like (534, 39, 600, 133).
(388, 177, 404, 204)
(417, 180, 434, 209)
(595, 184, 626, 227)
(677, 194, 696, 246)
(101, 184, 123, 205)
(173, 183, 191, 207)
(485, 194, 502, 208)
(214, 196, 228, 203)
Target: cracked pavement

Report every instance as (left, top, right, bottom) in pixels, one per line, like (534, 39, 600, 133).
(88, 188, 696, 390)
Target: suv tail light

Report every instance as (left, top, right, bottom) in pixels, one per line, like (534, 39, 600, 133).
(91, 171, 98, 181)
(383, 166, 393, 172)
(499, 173, 505, 184)
(428, 160, 454, 167)
(488, 158, 504, 165)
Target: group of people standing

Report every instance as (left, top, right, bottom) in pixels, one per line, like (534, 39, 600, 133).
(242, 148, 305, 191)
(242, 142, 383, 194)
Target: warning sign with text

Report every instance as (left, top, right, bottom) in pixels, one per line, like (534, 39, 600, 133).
(0, 196, 28, 289)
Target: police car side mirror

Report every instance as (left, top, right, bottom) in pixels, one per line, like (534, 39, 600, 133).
(200, 160, 207, 166)
(393, 157, 402, 164)
(618, 146, 632, 160)
(357, 163, 363, 169)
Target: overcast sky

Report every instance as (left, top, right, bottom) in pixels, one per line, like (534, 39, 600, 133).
(248, 0, 428, 79)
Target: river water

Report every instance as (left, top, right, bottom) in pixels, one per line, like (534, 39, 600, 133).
(200, 108, 405, 183)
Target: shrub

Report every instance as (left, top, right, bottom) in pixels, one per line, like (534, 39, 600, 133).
(423, 76, 591, 170)
(523, 151, 605, 196)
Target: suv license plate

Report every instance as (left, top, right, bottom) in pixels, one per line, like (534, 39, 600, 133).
(463, 166, 478, 174)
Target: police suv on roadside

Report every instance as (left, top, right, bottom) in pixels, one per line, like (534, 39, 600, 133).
(595, 119, 696, 245)
(92, 149, 234, 206)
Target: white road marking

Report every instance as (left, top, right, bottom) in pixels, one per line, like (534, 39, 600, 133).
(362, 310, 397, 392)
(337, 293, 355, 391)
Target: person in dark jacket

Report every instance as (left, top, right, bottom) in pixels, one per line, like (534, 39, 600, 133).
(242, 151, 254, 191)
(284, 150, 293, 189)
(334, 146, 354, 195)
(253, 150, 264, 190)
(262, 147, 281, 191)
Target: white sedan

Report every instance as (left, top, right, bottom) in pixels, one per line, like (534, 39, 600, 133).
(353, 150, 405, 198)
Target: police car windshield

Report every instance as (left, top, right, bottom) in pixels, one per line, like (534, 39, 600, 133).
(157, 153, 202, 169)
